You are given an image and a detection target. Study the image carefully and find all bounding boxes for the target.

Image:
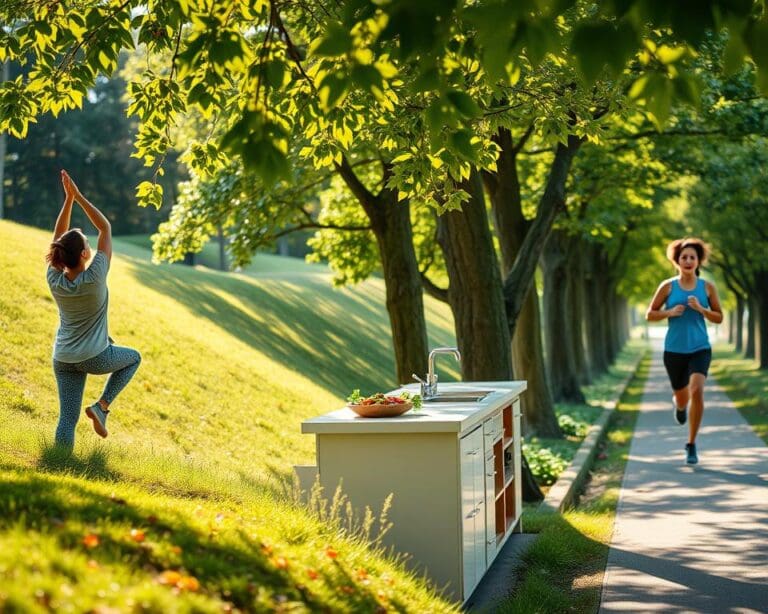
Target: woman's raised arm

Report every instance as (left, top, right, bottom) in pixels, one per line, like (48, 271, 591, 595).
(63, 170, 112, 262)
(52, 170, 75, 241)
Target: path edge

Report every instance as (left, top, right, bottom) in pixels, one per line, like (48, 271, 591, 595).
(538, 349, 646, 514)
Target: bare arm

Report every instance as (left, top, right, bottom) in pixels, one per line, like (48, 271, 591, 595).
(688, 281, 724, 324)
(52, 170, 75, 241)
(63, 171, 112, 262)
(646, 280, 684, 321)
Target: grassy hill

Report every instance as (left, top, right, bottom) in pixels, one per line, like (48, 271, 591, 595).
(0, 219, 459, 612)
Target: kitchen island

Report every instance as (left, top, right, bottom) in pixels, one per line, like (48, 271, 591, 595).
(300, 381, 526, 602)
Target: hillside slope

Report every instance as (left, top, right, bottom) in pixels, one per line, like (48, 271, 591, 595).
(0, 219, 457, 488)
(0, 219, 460, 611)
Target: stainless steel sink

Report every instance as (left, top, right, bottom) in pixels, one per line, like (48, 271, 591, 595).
(423, 390, 492, 403)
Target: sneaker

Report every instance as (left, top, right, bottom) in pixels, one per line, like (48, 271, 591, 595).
(685, 443, 698, 465)
(673, 397, 687, 425)
(85, 403, 109, 438)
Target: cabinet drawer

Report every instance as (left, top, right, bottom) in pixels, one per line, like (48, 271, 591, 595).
(483, 413, 503, 446)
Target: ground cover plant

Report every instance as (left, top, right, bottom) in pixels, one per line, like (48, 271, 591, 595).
(0, 219, 462, 611)
(495, 353, 651, 613)
(525, 339, 646, 488)
(710, 344, 768, 444)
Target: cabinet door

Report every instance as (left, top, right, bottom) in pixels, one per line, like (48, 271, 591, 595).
(483, 416, 499, 566)
(460, 427, 484, 598)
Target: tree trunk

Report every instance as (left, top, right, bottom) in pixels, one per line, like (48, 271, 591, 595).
(735, 294, 745, 353)
(757, 272, 768, 369)
(217, 224, 228, 271)
(502, 134, 583, 334)
(585, 244, 609, 374)
(0, 61, 9, 219)
(745, 296, 757, 359)
(512, 285, 560, 436)
(728, 310, 734, 344)
(568, 239, 592, 385)
(337, 158, 428, 384)
(438, 167, 544, 502)
(542, 230, 585, 402)
(437, 168, 511, 380)
(483, 127, 559, 439)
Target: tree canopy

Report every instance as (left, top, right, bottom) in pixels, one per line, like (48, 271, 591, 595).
(2, 0, 767, 203)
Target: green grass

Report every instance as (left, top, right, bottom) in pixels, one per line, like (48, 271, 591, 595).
(526, 338, 647, 487)
(117, 234, 331, 276)
(710, 344, 768, 444)
(0, 219, 460, 612)
(496, 352, 651, 613)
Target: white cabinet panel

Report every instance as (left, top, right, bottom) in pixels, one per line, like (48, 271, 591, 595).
(460, 426, 483, 599)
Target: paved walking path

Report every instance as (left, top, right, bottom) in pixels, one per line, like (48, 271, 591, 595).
(600, 343, 768, 613)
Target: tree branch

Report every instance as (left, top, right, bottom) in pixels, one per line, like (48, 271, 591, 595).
(420, 273, 449, 303)
(502, 134, 583, 333)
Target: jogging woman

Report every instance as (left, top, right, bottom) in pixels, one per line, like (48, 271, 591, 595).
(47, 170, 141, 448)
(646, 238, 723, 465)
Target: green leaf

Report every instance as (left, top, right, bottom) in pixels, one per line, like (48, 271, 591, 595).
(722, 26, 748, 76)
(265, 60, 286, 89)
(744, 18, 768, 76)
(425, 98, 454, 134)
(445, 90, 481, 118)
(318, 73, 349, 111)
(413, 66, 441, 92)
(523, 18, 559, 66)
(672, 72, 701, 110)
(449, 129, 477, 162)
(656, 44, 687, 65)
(572, 20, 639, 83)
(644, 74, 673, 131)
(311, 24, 353, 57)
(351, 64, 383, 92)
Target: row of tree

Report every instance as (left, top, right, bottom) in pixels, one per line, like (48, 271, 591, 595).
(3, 1, 768, 497)
(1, 57, 182, 235)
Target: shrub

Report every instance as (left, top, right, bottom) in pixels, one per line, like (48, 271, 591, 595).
(557, 413, 588, 438)
(523, 443, 569, 486)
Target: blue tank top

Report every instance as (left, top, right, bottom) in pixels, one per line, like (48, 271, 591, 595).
(664, 278, 710, 353)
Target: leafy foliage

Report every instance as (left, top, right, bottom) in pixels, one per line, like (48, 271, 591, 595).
(2, 0, 766, 200)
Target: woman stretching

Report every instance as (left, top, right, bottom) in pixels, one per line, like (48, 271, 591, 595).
(645, 238, 722, 465)
(47, 170, 141, 448)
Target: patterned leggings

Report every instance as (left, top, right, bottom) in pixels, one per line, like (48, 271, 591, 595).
(53, 344, 141, 446)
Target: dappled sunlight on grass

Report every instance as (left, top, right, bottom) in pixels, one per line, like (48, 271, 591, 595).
(712, 344, 768, 444)
(0, 468, 458, 612)
(0, 220, 457, 493)
(0, 221, 461, 612)
(499, 352, 650, 613)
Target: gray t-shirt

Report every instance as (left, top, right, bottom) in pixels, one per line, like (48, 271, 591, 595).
(47, 250, 110, 363)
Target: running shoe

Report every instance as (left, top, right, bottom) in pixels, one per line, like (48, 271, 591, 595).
(685, 442, 698, 465)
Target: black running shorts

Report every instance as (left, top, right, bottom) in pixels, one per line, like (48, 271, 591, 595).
(663, 348, 712, 391)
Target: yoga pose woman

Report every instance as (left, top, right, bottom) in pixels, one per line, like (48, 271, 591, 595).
(645, 238, 723, 465)
(46, 170, 141, 447)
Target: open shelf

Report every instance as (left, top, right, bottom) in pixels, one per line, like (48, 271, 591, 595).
(495, 496, 505, 536)
(493, 440, 504, 495)
(502, 404, 512, 439)
(504, 486, 517, 530)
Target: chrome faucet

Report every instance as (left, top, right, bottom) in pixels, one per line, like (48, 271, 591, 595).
(412, 347, 461, 399)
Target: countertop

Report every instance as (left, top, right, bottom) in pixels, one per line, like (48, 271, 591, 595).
(301, 381, 526, 435)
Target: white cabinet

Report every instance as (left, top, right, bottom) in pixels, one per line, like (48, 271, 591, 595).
(460, 426, 486, 597)
(301, 382, 526, 603)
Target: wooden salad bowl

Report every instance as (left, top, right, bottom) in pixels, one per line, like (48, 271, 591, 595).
(347, 401, 413, 418)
